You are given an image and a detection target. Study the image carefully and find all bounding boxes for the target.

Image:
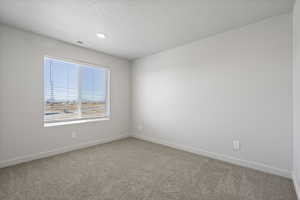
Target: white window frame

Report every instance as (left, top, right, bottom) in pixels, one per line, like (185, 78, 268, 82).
(43, 56, 111, 127)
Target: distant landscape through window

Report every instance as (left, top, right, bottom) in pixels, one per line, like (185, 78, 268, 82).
(44, 57, 109, 123)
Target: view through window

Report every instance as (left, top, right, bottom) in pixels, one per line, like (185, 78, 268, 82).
(44, 57, 109, 123)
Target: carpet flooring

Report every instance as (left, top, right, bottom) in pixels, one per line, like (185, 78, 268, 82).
(0, 138, 297, 200)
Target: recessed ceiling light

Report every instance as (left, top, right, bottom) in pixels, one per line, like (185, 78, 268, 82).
(97, 33, 107, 39)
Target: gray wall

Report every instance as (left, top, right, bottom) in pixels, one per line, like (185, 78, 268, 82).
(0, 24, 131, 165)
(132, 14, 293, 177)
(293, 0, 300, 196)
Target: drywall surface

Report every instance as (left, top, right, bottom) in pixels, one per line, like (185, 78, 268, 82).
(0, 24, 131, 166)
(293, 0, 300, 197)
(132, 14, 293, 177)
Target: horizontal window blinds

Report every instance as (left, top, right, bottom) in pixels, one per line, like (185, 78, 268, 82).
(44, 57, 109, 123)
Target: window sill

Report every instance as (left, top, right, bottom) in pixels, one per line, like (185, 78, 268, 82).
(44, 117, 110, 127)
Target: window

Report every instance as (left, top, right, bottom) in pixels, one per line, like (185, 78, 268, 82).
(44, 57, 110, 124)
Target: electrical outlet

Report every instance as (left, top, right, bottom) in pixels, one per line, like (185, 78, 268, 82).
(233, 140, 240, 151)
(137, 125, 143, 131)
(137, 125, 144, 131)
(72, 131, 77, 138)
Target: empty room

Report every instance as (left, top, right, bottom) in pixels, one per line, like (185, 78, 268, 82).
(0, 0, 300, 199)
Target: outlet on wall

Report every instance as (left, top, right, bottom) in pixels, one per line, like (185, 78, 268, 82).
(233, 140, 240, 151)
(137, 125, 143, 131)
(72, 131, 77, 138)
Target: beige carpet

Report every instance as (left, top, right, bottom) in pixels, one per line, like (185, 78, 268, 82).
(0, 138, 297, 200)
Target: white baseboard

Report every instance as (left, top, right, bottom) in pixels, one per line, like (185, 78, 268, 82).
(0, 132, 292, 180)
(0, 134, 130, 168)
(293, 173, 300, 200)
(133, 134, 291, 179)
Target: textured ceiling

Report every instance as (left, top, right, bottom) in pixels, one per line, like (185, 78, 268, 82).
(0, 0, 294, 60)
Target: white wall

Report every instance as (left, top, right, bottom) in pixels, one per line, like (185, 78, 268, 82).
(293, 0, 300, 197)
(0, 24, 131, 166)
(132, 14, 293, 177)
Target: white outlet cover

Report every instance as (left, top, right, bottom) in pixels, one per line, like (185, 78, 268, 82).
(137, 125, 143, 131)
(72, 132, 77, 138)
(233, 140, 240, 151)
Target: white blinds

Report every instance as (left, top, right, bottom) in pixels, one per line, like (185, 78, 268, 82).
(80, 66, 108, 118)
(44, 58, 78, 103)
(44, 57, 109, 122)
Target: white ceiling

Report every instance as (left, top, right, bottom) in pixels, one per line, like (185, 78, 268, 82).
(0, 0, 294, 60)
